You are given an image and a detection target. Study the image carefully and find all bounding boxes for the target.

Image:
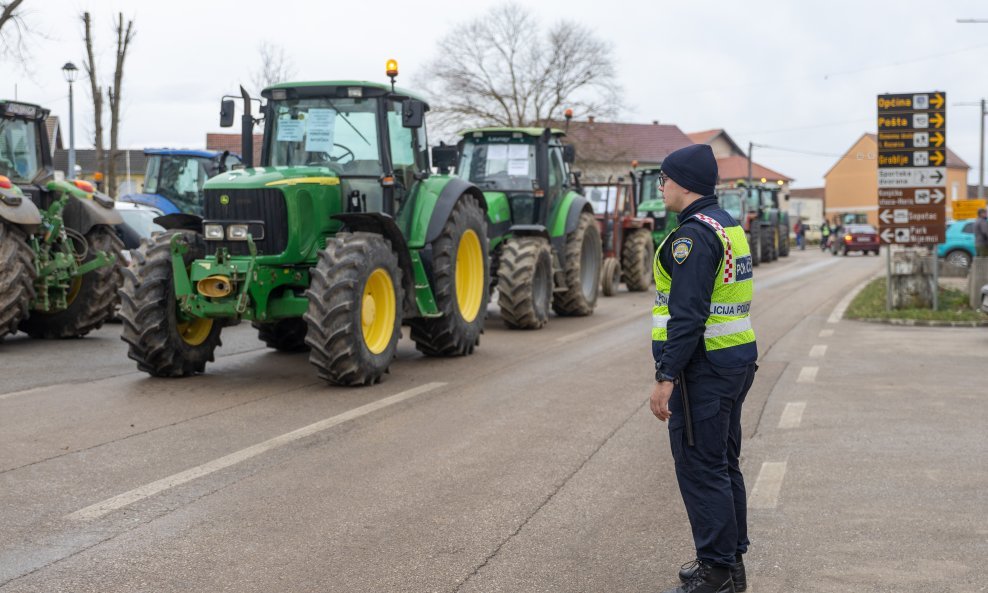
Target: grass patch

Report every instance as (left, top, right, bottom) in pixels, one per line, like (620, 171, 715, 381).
(845, 277, 987, 323)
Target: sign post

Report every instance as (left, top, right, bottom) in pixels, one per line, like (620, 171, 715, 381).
(877, 91, 947, 310)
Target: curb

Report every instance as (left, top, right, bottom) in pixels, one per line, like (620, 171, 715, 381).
(848, 317, 988, 328)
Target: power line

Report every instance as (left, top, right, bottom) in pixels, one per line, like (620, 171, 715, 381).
(823, 42, 988, 79)
(737, 117, 872, 136)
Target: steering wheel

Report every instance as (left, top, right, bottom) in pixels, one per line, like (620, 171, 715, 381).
(308, 143, 355, 166)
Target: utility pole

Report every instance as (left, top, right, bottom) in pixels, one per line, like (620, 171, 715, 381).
(955, 99, 986, 198)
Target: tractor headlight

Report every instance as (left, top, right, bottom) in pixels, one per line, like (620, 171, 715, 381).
(227, 224, 250, 240)
(204, 224, 225, 240)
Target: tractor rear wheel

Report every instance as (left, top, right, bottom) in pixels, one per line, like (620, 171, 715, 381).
(304, 232, 402, 386)
(601, 257, 620, 297)
(749, 226, 761, 266)
(552, 211, 602, 316)
(119, 230, 223, 377)
(622, 229, 654, 292)
(778, 223, 791, 257)
(497, 236, 552, 329)
(254, 318, 309, 352)
(410, 195, 489, 356)
(20, 225, 124, 339)
(0, 221, 36, 341)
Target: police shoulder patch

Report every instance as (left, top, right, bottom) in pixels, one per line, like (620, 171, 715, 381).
(672, 237, 693, 264)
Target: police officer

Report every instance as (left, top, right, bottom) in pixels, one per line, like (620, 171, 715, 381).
(649, 144, 758, 593)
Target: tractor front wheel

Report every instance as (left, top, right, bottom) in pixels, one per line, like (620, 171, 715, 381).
(601, 257, 620, 297)
(119, 230, 223, 377)
(304, 232, 402, 386)
(20, 225, 124, 339)
(621, 229, 654, 292)
(254, 318, 309, 352)
(552, 211, 602, 316)
(0, 221, 36, 341)
(497, 236, 552, 329)
(410, 194, 489, 356)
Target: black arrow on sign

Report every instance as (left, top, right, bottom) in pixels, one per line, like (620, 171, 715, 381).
(930, 170, 944, 183)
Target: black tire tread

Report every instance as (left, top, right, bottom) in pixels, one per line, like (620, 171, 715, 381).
(409, 194, 489, 356)
(497, 236, 552, 329)
(621, 229, 653, 292)
(0, 221, 36, 340)
(118, 230, 223, 377)
(552, 211, 602, 316)
(254, 318, 309, 352)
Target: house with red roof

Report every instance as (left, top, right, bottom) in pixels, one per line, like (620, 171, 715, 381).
(560, 117, 693, 183)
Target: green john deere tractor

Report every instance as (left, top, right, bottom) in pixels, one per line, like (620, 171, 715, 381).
(119, 67, 490, 386)
(632, 167, 677, 250)
(0, 100, 123, 341)
(433, 127, 601, 329)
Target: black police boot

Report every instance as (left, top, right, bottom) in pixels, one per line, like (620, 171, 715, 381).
(679, 556, 745, 591)
(663, 560, 734, 593)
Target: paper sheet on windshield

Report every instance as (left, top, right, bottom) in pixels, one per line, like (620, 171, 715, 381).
(486, 144, 508, 160)
(507, 159, 529, 176)
(508, 144, 529, 159)
(277, 118, 304, 142)
(305, 109, 336, 152)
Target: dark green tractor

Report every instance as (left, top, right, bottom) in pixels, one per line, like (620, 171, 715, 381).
(120, 66, 490, 386)
(434, 127, 601, 329)
(632, 167, 678, 251)
(0, 100, 123, 341)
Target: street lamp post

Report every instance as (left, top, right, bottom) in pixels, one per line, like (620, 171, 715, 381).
(61, 62, 79, 180)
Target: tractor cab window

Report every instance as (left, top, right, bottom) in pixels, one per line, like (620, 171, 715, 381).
(387, 100, 418, 193)
(144, 155, 211, 215)
(548, 145, 565, 193)
(459, 138, 536, 192)
(267, 97, 382, 177)
(719, 190, 744, 224)
(0, 117, 42, 182)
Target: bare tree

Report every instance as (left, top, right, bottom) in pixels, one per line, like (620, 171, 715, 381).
(82, 12, 104, 183)
(251, 41, 296, 93)
(419, 3, 621, 135)
(107, 13, 135, 194)
(0, 0, 30, 66)
(80, 11, 134, 193)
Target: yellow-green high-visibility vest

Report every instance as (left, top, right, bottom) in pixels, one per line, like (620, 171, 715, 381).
(652, 213, 756, 364)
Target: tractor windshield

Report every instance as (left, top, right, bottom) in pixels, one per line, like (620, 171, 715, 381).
(719, 190, 744, 223)
(458, 138, 536, 191)
(266, 97, 381, 176)
(0, 117, 42, 182)
(144, 154, 214, 215)
(639, 171, 663, 205)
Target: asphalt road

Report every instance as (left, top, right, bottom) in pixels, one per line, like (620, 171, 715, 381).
(0, 248, 885, 592)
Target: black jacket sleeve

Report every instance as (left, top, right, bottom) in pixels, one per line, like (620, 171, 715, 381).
(655, 222, 722, 378)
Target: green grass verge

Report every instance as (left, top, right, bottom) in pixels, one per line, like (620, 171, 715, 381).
(845, 277, 987, 323)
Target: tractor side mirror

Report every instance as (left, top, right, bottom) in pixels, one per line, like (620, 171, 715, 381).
(563, 145, 576, 164)
(220, 99, 235, 128)
(402, 99, 425, 128)
(431, 144, 458, 174)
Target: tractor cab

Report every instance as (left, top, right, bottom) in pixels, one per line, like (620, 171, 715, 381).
(455, 128, 573, 226)
(717, 187, 748, 226)
(258, 81, 430, 217)
(121, 149, 242, 215)
(0, 101, 48, 195)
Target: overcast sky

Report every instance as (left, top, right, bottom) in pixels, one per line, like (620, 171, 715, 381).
(2, 0, 986, 188)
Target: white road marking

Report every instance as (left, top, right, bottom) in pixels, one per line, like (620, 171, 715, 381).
(66, 382, 447, 521)
(828, 276, 876, 323)
(809, 344, 828, 358)
(0, 385, 51, 401)
(797, 366, 818, 383)
(818, 329, 834, 338)
(749, 461, 788, 509)
(778, 402, 807, 429)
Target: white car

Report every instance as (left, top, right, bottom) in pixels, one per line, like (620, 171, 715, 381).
(981, 284, 988, 315)
(113, 200, 165, 264)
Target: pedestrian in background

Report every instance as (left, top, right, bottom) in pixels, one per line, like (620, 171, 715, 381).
(820, 221, 831, 251)
(976, 208, 988, 257)
(794, 219, 805, 250)
(650, 144, 758, 593)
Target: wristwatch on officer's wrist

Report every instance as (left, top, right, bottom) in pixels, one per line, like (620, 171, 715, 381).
(655, 370, 678, 384)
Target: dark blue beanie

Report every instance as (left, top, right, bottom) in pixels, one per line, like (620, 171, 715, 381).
(662, 144, 718, 196)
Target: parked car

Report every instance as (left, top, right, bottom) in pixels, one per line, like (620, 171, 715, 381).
(937, 218, 976, 269)
(832, 223, 880, 256)
(113, 200, 164, 264)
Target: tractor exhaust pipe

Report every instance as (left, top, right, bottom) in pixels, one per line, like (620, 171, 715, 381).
(240, 86, 254, 168)
(197, 275, 234, 298)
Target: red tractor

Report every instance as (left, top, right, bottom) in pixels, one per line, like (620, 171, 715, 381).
(585, 178, 655, 296)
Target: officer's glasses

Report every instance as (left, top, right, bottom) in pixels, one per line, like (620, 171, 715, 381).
(657, 172, 668, 188)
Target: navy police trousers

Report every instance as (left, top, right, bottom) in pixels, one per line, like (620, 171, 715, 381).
(668, 358, 758, 567)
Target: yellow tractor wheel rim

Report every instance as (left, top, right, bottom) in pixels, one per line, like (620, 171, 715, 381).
(454, 229, 484, 323)
(65, 276, 83, 307)
(177, 318, 214, 346)
(361, 268, 396, 355)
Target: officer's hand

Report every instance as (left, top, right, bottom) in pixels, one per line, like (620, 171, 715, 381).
(650, 381, 673, 422)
